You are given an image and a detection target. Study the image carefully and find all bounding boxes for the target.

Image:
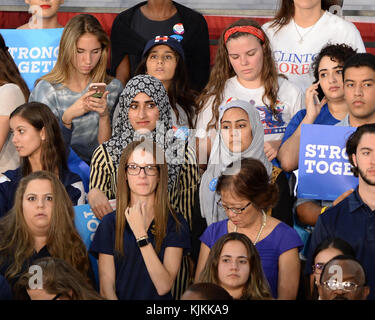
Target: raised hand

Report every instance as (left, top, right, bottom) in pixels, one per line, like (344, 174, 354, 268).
(125, 200, 148, 239)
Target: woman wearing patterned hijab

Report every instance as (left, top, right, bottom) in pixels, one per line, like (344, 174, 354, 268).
(199, 99, 293, 227)
(88, 74, 199, 299)
(88, 75, 186, 218)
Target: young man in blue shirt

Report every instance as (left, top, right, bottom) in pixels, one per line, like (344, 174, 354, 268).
(307, 123, 375, 299)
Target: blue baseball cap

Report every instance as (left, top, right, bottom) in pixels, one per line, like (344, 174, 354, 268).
(142, 36, 185, 60)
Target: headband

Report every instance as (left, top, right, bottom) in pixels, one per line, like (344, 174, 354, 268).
(224, 26, 265, 43)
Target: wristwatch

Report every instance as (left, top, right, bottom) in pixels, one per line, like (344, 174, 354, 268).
(137, 236, 150, 248)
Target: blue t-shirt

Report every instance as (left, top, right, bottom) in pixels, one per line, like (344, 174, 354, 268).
(0, 275, 12, 300)
(0, 167, 85, 218)
(200, 219, 303, 298)
(90, 211, 191, 300)
(281, 104, 339, 146)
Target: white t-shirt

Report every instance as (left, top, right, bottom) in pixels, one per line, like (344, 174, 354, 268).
(195, 76, 303, 142)
(0, 83, 25, 174)
(263, 11, 366, 93)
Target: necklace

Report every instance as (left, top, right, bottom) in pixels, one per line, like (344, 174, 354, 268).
(293, 11, 323, 44)
(234, 210, 267, 245)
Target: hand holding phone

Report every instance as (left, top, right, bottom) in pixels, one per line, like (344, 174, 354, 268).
(89, 83, 106, 99)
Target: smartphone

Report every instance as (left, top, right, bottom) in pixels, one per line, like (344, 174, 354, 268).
(313, 94, 320, 106)
(89, 83, 106, 98)
(313, 80, 325, 102)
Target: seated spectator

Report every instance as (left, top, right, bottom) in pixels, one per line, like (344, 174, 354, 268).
(0, 274, 12, 300)
(0, 102, 85, 218)
(197, 232, 273, 300)
(18, 0, 64, 29)
(199, 99, 293, 227)
(130, 35, 196, 128)
(0, 33, 29, 174)
(309, 238, 355, 300)
(318, 255, 370, 300)
(195, 158, 303, 299)
(89, 74, 198, 299)
(180, 282, 233, 300)
(278, 43, 357, 173)
(14, 257, 103, 300)
(29, 14, 123, 164)
(90, 140, 190, 300)
(262, 0, 365, 93)
(336, 53, 375, 128)
(0, 171, 91, 290)
(306, 124, 375, 299)
(195, 18, 303, 166)
(110, 0, 210, 91)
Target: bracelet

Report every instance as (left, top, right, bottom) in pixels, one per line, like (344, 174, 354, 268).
(320, 206, 328, 214)
(136, 235, 148, 241)
(62, 119, 72, 126)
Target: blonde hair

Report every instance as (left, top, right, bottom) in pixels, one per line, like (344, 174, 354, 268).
(195, 18, 282, 131)
(38, 14, 111, 86)
(115, 140, 179, 254)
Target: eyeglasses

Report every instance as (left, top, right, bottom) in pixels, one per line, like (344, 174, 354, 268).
(126, 164, 159, 176)
(217, 199, 252, 214)
(312, 262, 325, 273)
(322, 279, 363, 292)
(51, 293, 62, 300)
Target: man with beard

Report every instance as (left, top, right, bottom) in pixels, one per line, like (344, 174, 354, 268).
(306, 124, 375, 300)
(318, 255, 370, 300)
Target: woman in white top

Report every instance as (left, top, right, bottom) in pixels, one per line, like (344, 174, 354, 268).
(262, 0, 366, 94)
(0, 33, 29, 174)
(195, 18, 303, 167)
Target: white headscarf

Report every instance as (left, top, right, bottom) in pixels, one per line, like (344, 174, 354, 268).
(199, 99, 273, 226)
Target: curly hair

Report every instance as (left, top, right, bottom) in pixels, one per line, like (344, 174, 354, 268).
(195, 18, 281, 131)
(311, 43, 357, 82)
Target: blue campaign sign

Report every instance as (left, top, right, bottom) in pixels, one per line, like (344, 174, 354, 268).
(74, 204, 101, 287)
(298, 124, 358, 200)
(0, 28, 63, 90)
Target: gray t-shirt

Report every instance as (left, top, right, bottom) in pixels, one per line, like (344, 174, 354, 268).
(130, 8, 182, 75)
(29, 79, 123, 163)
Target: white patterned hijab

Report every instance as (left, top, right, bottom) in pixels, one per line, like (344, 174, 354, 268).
(199, 99, 273, 226)
(104, 74, 185, 190)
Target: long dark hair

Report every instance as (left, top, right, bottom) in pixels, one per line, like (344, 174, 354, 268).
(199, 232, 273, 300)
(270, 0, 339, 31)
(15, 257, 103, 300)
(0, 33, 30, 101)
(135, 45, 197, 128)
(9, 102, 68, 177)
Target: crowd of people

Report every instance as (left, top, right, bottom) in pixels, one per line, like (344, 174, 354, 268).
(0, 0, 374, 301)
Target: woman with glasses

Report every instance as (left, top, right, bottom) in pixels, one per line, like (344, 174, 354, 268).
(199, 99, 293, 228)
(195, 157, 303, 299)
(309, 237, 355, 300)
(90, 140, 190, 300)
(88, 74, 198, 299)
